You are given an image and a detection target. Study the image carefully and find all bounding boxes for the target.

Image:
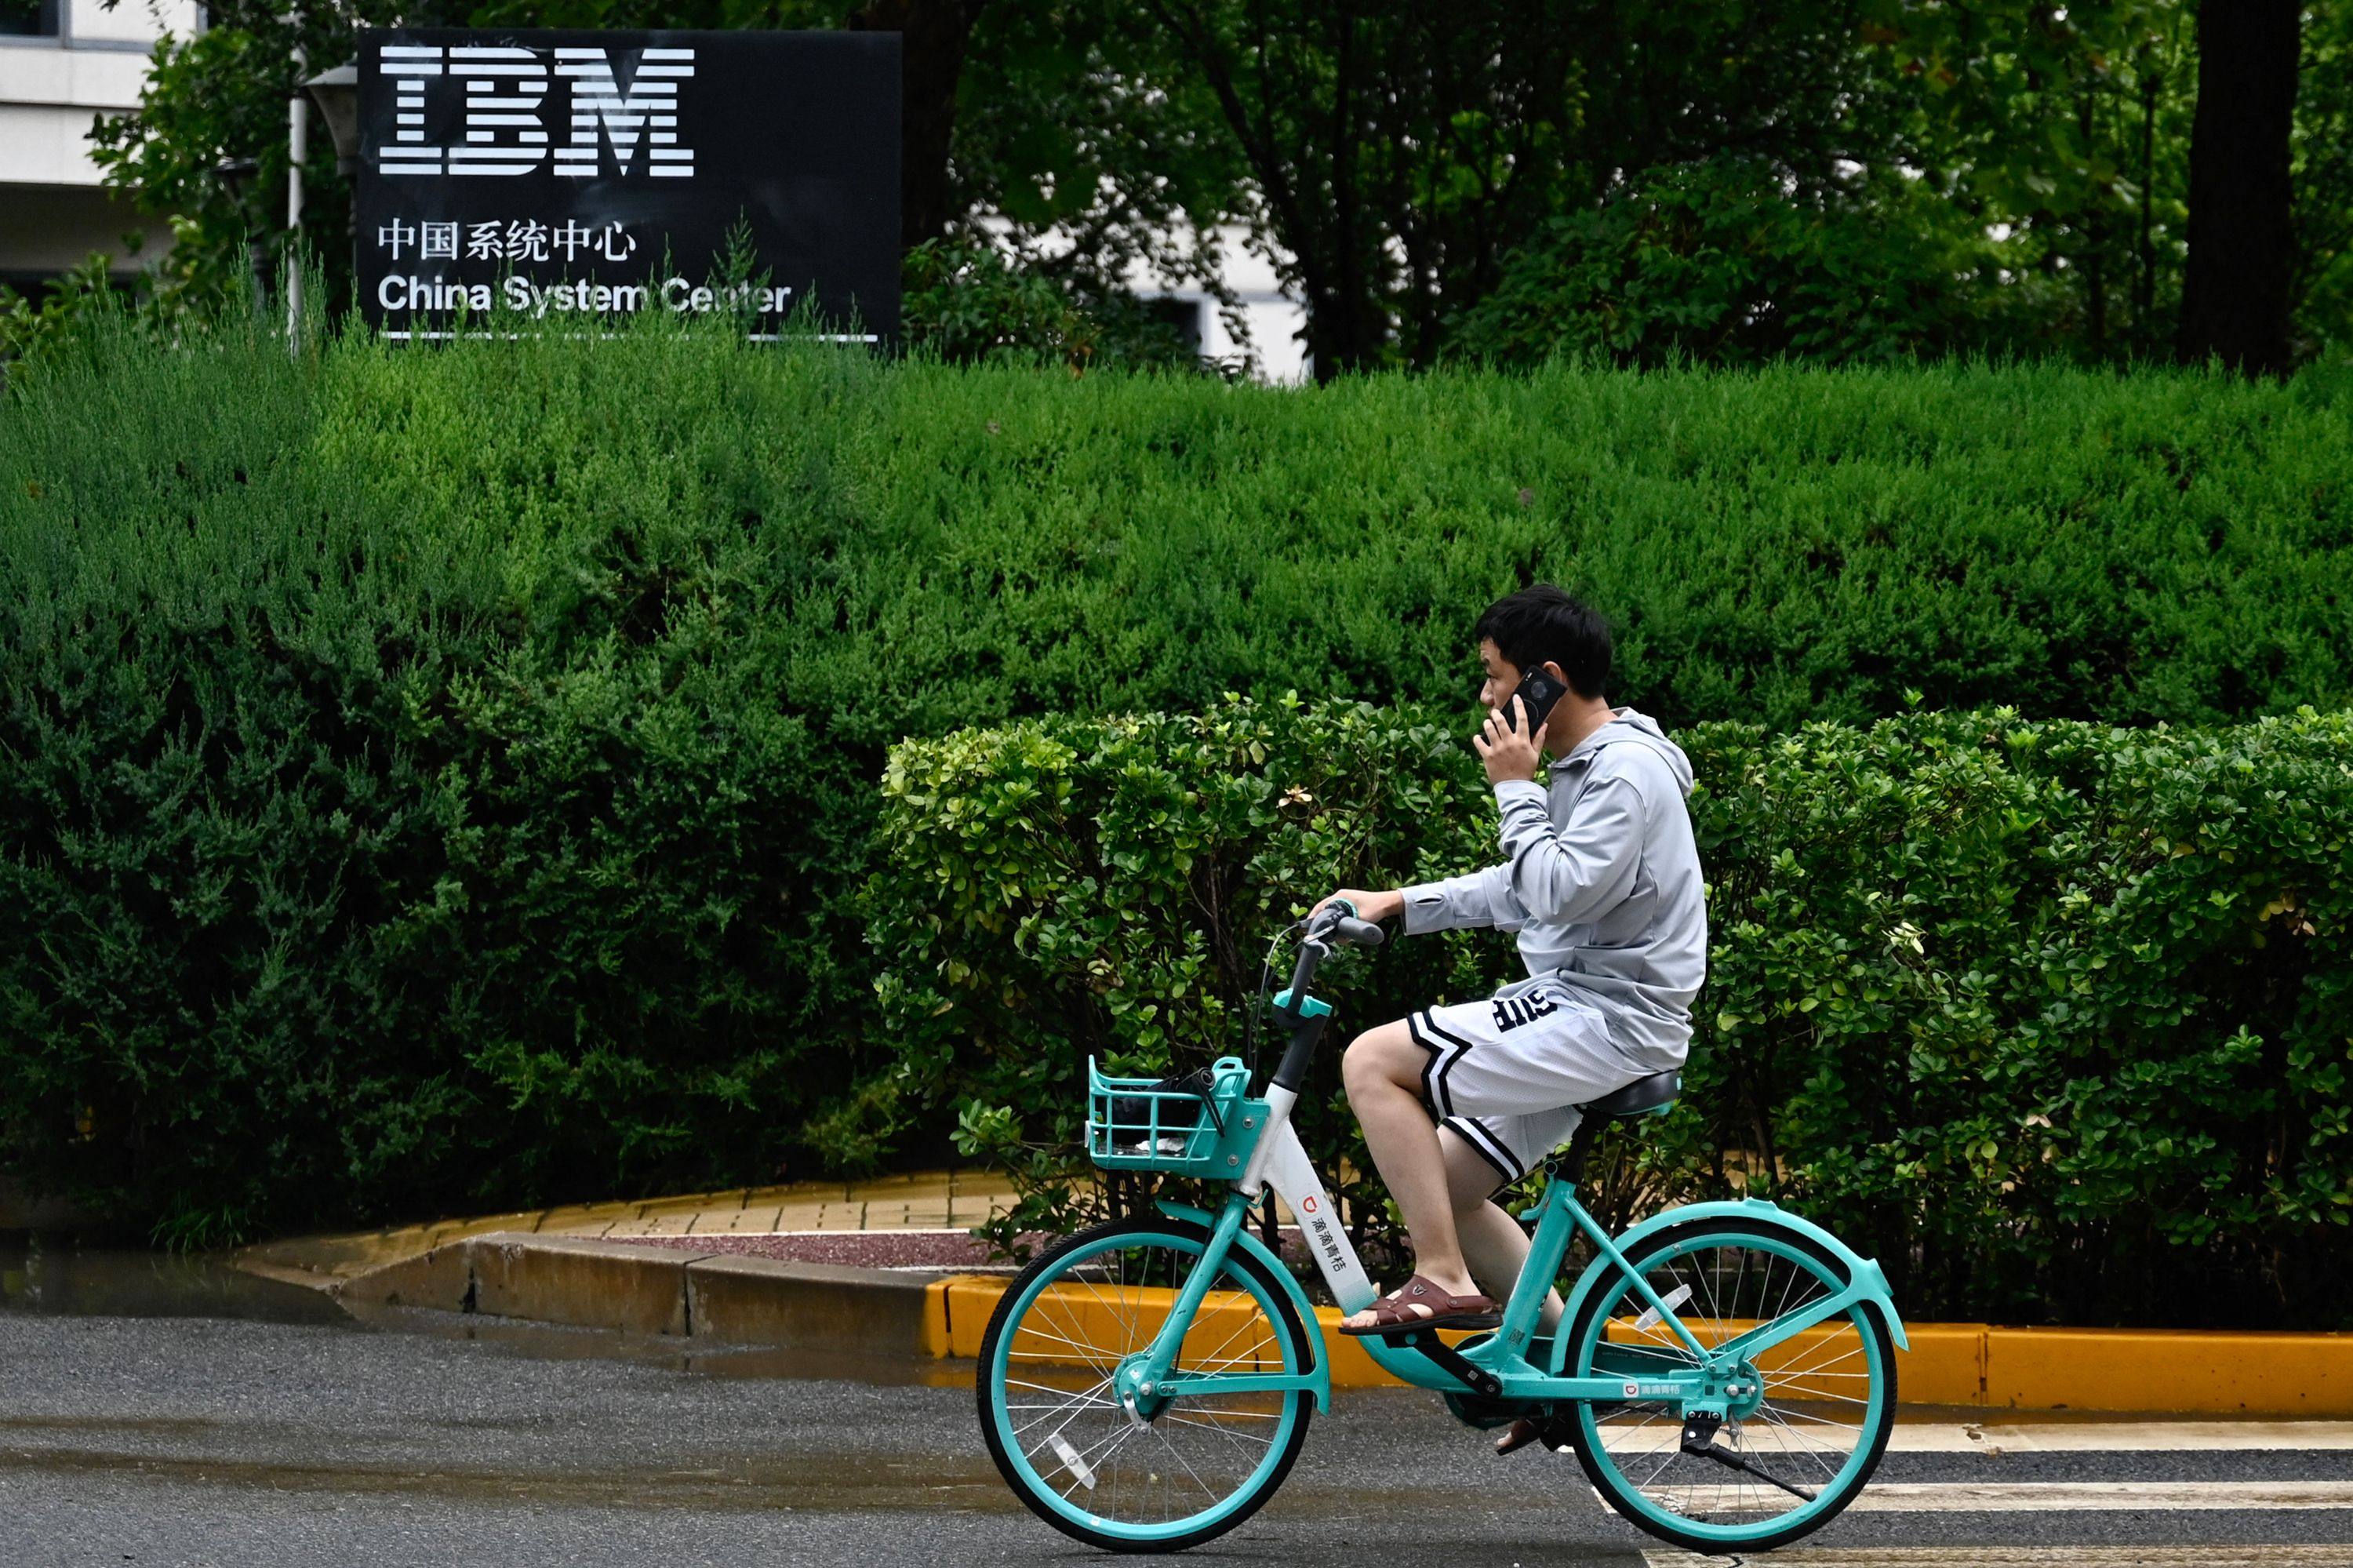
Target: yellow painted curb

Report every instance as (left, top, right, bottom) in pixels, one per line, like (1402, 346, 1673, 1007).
(922, 1275, 2353, 1417)
(1900, 1322, 1991, 1407)
(1984, 1326, 2353, 1417)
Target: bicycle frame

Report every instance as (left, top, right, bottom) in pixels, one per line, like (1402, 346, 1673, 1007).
(1122, 934, 1904, 1414)
(1139, 1116, 1737, 1409)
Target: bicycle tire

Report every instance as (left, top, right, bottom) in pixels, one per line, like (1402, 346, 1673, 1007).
(1561, 1216, 1897, 1553)
(976, 1214, 1317, 1553)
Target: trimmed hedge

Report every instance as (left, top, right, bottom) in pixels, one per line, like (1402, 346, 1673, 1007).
(0, 318, 855, 1244)
(5, 305, 2353, 1246)
(870, 700, 2353, 1330)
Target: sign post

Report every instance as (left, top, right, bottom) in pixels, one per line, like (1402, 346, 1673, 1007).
(353, 29, 900, 343)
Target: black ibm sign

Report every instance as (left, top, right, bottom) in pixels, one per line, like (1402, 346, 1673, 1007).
(355, 29, 900, 340)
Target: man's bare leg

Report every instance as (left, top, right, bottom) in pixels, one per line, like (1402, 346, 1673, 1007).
(1338, 1020, 1480, 1325)
(1438, 1126, 1566, 1335)
(1433, 1126, 1576, 1454)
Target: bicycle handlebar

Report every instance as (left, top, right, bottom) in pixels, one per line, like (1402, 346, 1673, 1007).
(1304, 898, 1386, 950)
(1267, 900, 1389, 1093)
(1286, 901, 1384, 1002)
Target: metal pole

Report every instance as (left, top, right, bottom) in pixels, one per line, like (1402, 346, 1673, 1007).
(288, 35, 306, 346)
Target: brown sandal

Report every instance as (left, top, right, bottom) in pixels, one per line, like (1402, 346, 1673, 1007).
(1337, 1274, 1502, 1337)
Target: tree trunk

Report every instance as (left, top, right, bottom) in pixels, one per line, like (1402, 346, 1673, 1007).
(850, 0, 990, 252)
(2137, 52, 2159, 351)
(2079, 85, 2108, 356)
(2177, 0, 2300, 375)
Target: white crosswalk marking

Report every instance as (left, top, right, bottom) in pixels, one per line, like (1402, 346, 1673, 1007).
(1600, 1421, 2353, 1454)
(1627, 1424, 2353, 1564)
(1646, 1548, 2353, 1566)
(1842, 1480, 2353, 1512)
(1893, 1421, 2353, 1453)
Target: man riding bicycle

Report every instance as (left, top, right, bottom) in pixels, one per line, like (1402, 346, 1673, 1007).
(981, 599, 1898, 1545)
(1309, 585, 1707, 1450)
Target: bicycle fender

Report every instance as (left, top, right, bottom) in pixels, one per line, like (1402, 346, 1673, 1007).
(1156, 1199, 1334, 1411)
(1561, 1196, 1910, 1353)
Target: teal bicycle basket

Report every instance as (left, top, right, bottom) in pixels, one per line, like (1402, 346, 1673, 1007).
(1086, 1056, 1267, 1176)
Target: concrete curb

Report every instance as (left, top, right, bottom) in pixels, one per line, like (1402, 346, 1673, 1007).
(294, 1231, 936, 1354)
(239, 1238, 2353, 1417)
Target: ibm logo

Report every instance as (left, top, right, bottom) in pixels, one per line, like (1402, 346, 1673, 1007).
(376, 43, 695, 178)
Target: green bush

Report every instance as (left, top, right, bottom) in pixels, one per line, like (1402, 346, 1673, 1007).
(0, 308, 872, 1241)
(870, 699, 2353, 1329)
(6, 300, 2353, 1250)
(867, 695, 1503, 1269)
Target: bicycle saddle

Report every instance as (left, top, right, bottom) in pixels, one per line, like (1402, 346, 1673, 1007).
(1577, 1068, 1681, 1121)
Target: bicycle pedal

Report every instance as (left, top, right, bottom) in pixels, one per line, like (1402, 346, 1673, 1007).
(1406, 1330, 1503, 1399)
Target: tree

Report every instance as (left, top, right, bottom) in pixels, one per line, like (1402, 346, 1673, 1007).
(1450, 158, 2013, 368)
(848, 0, 989, 249)
(84, 2, 409, 321)
(1131, 0, 1937, 379)
(1862, 1, 2199, 362)
(63, 0, 2351, 371)
(943, 0, 1250, 340)
(2293, 0, 2353, 358)
(2177, 0, 2301, 373)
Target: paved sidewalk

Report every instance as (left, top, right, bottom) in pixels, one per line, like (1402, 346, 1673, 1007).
(236, 1168, 1021, 1284)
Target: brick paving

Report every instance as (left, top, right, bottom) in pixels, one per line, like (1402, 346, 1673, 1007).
(616, 1229, 1049, 1271)
(236, 1168, 1024, 1282)
(606, 1224, 1325, 1272)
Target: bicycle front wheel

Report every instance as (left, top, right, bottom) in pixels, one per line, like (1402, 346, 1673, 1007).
(1563, 1217, 1897, 1554)
(976, 1215, 1315, 1553)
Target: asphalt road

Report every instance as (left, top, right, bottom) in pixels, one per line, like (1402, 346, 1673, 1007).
(4, 1308, 2350, 1568)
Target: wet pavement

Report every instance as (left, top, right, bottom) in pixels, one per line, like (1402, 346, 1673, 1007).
(4, 1235, 2350, 1567)
(0, 1231, 348, 1326)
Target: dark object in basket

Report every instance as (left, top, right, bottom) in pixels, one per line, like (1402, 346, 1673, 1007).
(1109, 1065, 1227, 1154)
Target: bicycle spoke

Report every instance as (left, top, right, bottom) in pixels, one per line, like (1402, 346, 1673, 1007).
(1007, 1376, 1116, 1437)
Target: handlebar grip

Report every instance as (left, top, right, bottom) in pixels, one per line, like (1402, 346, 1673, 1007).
(1307, 900, 1385, 948)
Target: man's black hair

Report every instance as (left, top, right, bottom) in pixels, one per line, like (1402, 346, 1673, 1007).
(1473, 585, 1612, 700)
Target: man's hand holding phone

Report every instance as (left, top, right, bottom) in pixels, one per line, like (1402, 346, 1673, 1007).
(1473, 696, 1544, 785)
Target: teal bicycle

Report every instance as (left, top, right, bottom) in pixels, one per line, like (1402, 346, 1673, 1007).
(976, 900, 1906, 1555)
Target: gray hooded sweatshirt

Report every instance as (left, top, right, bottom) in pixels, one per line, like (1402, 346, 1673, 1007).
(1398, 708, 1707, 1070)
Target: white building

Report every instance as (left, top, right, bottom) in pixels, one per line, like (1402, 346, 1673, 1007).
(977, 215, 1310, 385)
(1123, 224, 1310, 386)
(0, 0, 193, 294)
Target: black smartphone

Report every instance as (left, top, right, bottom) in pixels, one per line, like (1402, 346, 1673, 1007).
(1503, 665, 1569, 733)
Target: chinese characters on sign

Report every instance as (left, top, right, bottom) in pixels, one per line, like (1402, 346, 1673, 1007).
(375, 218, 638, 264)
(355, 30, 900, 340)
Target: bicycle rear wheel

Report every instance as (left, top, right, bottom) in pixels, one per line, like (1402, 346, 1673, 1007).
(976, 1215, 1315, 1553)
(1563, 1217, 1897, 1553)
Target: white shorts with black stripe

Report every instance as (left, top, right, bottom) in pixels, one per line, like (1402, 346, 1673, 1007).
(1406, 973, 1654, 1188)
